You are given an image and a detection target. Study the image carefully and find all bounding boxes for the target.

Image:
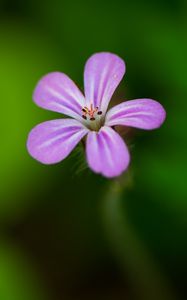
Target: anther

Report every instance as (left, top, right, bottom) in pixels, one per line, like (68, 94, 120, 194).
(97, 111, 102, 115)
(82, 115, 87, 120)
(90, 117, 95, 121)
(82, 108, 87, 113)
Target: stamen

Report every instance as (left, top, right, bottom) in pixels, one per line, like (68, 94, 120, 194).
(81, 104, 102, 121)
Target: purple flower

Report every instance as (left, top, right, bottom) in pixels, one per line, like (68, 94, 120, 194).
(27, 52, 166, 178)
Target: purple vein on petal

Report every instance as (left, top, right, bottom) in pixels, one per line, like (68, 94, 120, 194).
(99, 130, 114, 169)
(105, 99, 166, 130)
(45, 131, 81, 149)
(94, 59, 113, 108)
(84, 53, 125, 113)
(50, 84, 83, 111)
(33, 72, 85, 120)
(86, 126, 130, 178)
(27, 118, 89, 165)
(37, 128, 84, 150)
(46, 87, 82, 114)
(40, 125, 82, 142)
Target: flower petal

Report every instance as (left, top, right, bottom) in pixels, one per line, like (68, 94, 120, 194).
(84, 52, 125, 114)
(33, 72, 85, 121)
(86, 126, 130, 178)
(105, 99, 166, 130)
(27, 119, 88, 164)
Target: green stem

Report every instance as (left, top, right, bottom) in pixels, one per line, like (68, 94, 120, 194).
(101, 176, 178, 300)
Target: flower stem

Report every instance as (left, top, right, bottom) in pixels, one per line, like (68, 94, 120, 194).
(101, 175, 178, 300)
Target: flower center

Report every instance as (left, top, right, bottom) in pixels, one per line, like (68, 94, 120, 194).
(82, 104, 102, 120)
(81, 104, 103, 131)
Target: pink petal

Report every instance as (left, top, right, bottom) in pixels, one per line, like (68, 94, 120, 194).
(86, 126, 130, 178)
(105, 99, 166, 130)
(27, 119, 88, 164)
(84, 52, 125, 114)
(33, 72, 85, 121)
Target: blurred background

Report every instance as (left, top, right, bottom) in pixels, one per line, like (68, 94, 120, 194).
(0, 0, 187, 299)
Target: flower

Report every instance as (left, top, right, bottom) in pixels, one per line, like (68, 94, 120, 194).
(27, 52, 166, 178)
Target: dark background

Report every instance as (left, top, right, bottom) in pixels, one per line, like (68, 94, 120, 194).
(0, 0, 186, 299)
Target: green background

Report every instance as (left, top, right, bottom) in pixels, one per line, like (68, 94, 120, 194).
(0, 0, 186, 299)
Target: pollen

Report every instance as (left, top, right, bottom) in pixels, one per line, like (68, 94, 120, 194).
(82, 104, 102, 121)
